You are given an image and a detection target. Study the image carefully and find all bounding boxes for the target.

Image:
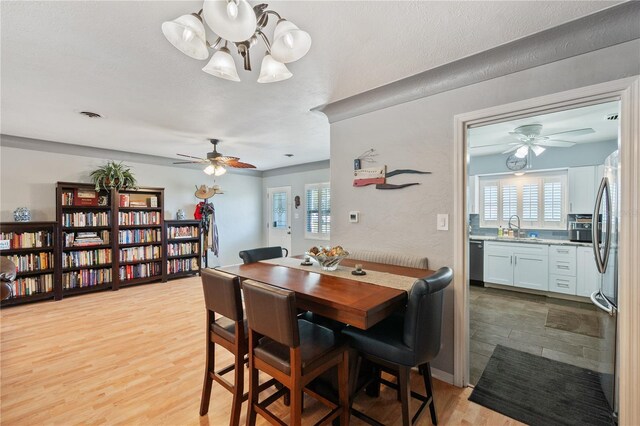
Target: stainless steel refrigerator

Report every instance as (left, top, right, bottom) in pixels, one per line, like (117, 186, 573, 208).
(590, 149, 619, 419)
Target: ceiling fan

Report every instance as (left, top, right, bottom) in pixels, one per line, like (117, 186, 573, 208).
(174, 139, 256, 176)
(501, 124, 595, 158)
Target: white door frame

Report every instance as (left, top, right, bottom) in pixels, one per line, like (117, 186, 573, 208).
(452, 77, 640, 425)
(267, 186, 292, 253)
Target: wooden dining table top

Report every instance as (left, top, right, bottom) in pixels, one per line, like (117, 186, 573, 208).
(217, 258, 435, 330)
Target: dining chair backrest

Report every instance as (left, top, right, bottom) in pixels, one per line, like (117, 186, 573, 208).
(402, 267, 453, 365)
(238, 246, 289, 264)
(242, 280, 300, 348)
(201, 268, 243, 321)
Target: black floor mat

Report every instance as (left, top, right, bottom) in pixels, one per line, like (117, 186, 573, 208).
(469, 345, 614, 426)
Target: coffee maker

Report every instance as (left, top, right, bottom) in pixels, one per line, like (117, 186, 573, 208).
(569, 214, 593, 242)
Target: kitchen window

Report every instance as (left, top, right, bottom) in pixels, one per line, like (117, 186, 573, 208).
(305, 182, 331, 240)
(479, 171, 567, 230)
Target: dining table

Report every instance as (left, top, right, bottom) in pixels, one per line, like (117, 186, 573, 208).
(217, 257, 435, 330)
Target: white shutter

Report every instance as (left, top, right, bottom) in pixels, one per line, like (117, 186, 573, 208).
(522, 182, 539, 221)
(501, 185, 517, 220)
(305, 183, 330, 239)
(544, 181, 562, 222)
(482, 184, 498, 221)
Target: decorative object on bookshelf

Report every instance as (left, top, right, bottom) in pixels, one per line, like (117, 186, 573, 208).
(90, 161, 138, 192)
(13, 207, 32, 222)
(98, 195, 109, 206)
(74, 189, 99, 206)
(176, 209, 186, 220)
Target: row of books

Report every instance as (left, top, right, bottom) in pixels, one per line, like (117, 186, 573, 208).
(119, 263, 162, 280)
(118, 211, 161, 226)
(119, 194, 158, 208)
(63, 268, 112, 289)
(61, 212, 110, 227)
(64, 231, 110, 248)
(0, 231, 53, 249)
(6, 252, 54, 272)
(167, 226, 198, 239)
(119, 246, 162, 262)
(9, 274, 54, 298)
(167, 242, 199, 257)
(118, 229, 162, 244)
(168, 258, 199, 274)
(62, 249, 112, 268)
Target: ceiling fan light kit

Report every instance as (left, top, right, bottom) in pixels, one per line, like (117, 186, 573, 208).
(162, 0, 312, 83)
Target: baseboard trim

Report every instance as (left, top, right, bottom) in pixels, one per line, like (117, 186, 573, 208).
(431, 367, 454, 385)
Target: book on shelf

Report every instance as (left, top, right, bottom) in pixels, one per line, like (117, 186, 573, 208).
(118, 228, 162, 244)
(6, 252, 54, 272)
(74, 189, 99, 206)
(148, 196, 158, 208)
(62, 249, 112, 268)
(64, 230, 110, 247)
(167, 242, 199, 257)
(168, 226, 198, 239)
(119, 262, 162, 280)
(167, 258, 199, 274)
(119, 245, 162, 262)
(10, 274, 54, 298)
(61, 212, 110, 227)
(118, 211, 161, 226)
(0, 231, 53, 249)
(129, 201, 147, 208)
(119, 194, 130, 207)
(61, 191, 74, 206)
(63, 268, 112, 289)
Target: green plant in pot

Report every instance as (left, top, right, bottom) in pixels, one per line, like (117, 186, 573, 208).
(90, 161, 138, 192)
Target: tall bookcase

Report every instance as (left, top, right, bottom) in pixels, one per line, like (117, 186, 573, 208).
(114, 187, 165, 288)
(165, 220, 201, 280)
(0, 221, 57, 306)
(56, 182, 114, 297)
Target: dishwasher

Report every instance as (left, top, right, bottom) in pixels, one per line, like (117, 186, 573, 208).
(469, 239, 484, 285)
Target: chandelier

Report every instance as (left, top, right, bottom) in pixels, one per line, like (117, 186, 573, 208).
(162, 0, 312, 83)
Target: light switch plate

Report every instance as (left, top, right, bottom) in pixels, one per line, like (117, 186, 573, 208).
(349, 211, 360, 223)
(437, 214, 449, 231)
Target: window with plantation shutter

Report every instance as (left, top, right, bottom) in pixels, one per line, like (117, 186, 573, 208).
(478, 171, 567, 230)
(502, 185, 517, 220)
(305, 183, 330, 240)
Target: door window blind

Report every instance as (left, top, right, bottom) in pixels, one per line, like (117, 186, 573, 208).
(305, 183, 330, 239)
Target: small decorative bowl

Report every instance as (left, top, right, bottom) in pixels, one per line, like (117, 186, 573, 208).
(306, 252, 349, 271)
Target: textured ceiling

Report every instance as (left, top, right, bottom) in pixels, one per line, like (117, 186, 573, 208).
(468, 101, 620, 156)
(0, 1, 620, 170)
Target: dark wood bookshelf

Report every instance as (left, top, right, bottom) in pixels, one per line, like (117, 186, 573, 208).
(61, 206, 111, 211)
(62, 264, 113, 272)
(1, 221, 57, 306)
(114, 187, 166, 289)
(164, 220, 201, 280)
(62, 244, 112, 251)
(62, 282, 112, 296)
(62, 226, 111, 231)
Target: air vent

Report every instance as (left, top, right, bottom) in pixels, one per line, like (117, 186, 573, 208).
(79, 111, 103, 118)
(606, 113, 619, 121)
(284, 154, 294, 157)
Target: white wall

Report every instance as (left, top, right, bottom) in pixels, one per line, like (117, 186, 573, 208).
(0, 146, 263, 266)
(329, 40, 640, 374)
(262, 164, 330, 256)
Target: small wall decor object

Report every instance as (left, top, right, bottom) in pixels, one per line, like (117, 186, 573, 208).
(353, 166, 386, 187)
(176, 209, 186, 220)
(294, 195, 301, 209)
(13, 207, 31, 222)
(90, 161, 138, 192)
(97, 195, 109, 206)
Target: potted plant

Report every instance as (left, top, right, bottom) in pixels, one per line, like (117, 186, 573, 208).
(90, 161, 138, 192)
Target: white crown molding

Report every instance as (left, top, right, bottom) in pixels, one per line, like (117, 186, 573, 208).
(262, 160, 330, 178)
(0, 134, 264, 177)
(314, 2, 640, 123)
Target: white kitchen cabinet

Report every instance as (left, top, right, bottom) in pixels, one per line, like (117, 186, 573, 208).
(484, 244, 513, 286)
(549, 274, 577, 295)
(576, 246, 601, 297)
(549, 245, 577, 277)
(484, 242, 548, 289)
(468, 175, 479, 215)
(569, 166, 596, 214)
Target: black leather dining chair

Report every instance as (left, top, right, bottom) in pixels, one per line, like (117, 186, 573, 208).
(238, 246, 289, 264)
(341, 267, 453, 426)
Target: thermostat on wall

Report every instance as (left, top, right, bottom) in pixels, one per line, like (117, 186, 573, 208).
(349, 211, 360, 223)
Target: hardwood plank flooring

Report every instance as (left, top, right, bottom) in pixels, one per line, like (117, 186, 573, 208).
(1, 277, 519, 425)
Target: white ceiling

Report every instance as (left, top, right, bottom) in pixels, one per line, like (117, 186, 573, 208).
(0, 1, 620, 170)
(467, 101, 620, 156)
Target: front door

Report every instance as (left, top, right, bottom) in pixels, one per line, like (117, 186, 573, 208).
(267, 186, 291, 255)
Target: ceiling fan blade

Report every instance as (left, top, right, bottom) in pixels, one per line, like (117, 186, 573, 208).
(226, 160, 257, 169)
(216, 156, 241, 163)
(535, 140, 576, 148)
(502, 144, 522, 154)
(173, 160, 204, 164)
(543, 128, 594, 138)
(176, 153, 207, 160)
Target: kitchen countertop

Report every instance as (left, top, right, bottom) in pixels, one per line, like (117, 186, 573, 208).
(470, 235, 592, 247)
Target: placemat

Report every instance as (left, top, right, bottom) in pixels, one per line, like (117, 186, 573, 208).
(260, 257, 416, 292)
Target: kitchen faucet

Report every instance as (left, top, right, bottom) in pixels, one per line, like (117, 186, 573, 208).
(508, 215, 521, 238)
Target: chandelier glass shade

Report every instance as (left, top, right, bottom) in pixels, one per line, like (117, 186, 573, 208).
(162, 0, 311, 83)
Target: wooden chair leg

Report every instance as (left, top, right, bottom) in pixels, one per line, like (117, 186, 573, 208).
(230, 351, 244, 426)
(421, 363, 438, 425)
(338, 351, 350, 426)
(199, 340, 215, 416)
(290, 377, 303, 426)
(246, 356, 259, 426)
(398, 366, 411, 426)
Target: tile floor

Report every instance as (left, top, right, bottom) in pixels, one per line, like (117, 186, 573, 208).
(469, 284, 612, 385)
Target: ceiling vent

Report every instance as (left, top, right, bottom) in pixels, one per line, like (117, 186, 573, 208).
(79, 111, 103, 118)
(606, 113, 619, 121)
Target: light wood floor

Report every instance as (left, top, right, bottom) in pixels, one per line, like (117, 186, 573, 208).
(1, 277, 521, 425)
